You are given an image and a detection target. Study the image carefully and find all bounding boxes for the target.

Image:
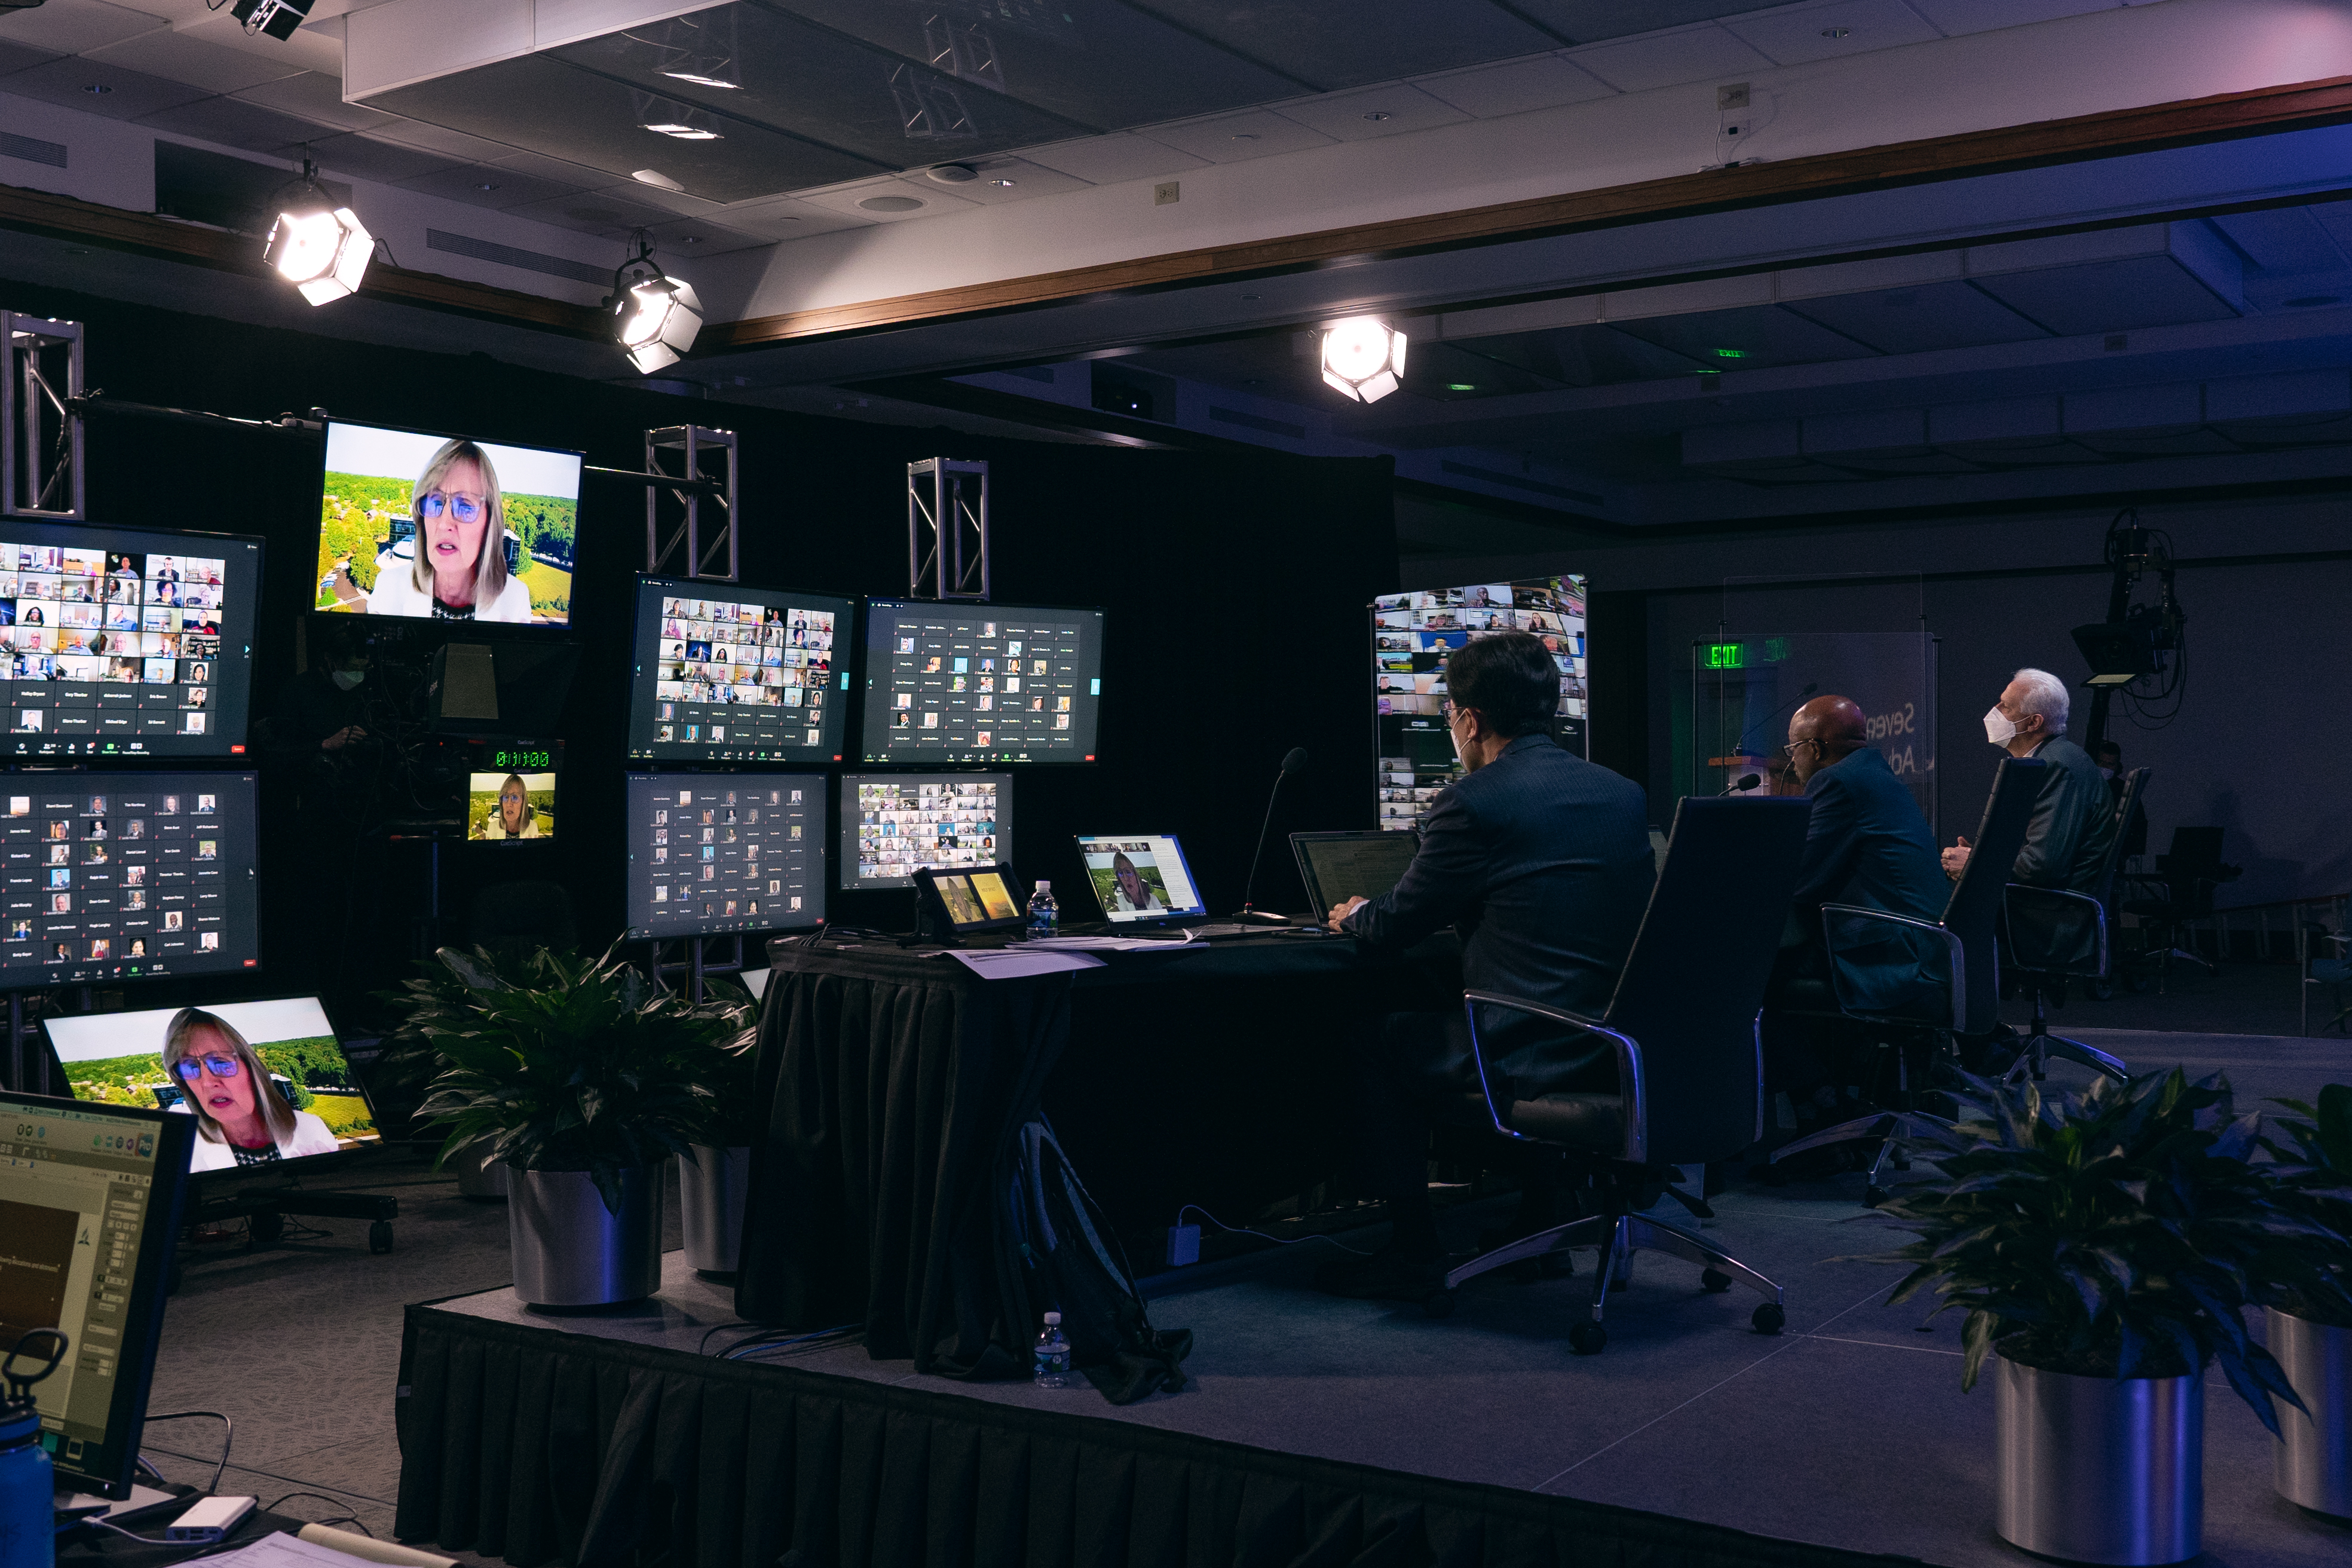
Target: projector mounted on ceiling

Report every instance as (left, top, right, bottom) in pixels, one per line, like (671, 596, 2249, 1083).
(232, 0, 314, 42)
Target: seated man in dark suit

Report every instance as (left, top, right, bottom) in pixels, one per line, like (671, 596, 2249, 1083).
(1763, 695, 1947, 1108)
(1941, 667, 2114, 892)
(1318, 632, 1654, 1297)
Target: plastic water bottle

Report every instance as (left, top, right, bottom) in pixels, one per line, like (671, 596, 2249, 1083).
(1032, 1312, 1070, 1389)
(1026, 881, 1058, 939)
(0, 1385, 52, 1568)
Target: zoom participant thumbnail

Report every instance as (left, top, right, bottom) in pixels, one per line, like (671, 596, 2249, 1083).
(0, 774, 258, 986)
(624, 774, 824, 938)
(860, 601, 1102, 764)
(841, 773, 1009, 890)
(626, 579, 854, 764)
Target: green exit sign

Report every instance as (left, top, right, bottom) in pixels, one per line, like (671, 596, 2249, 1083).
(1706, 639, 1790, 669)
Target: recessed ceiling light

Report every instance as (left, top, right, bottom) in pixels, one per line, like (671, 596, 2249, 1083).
(1229, 133, 1257, 141)
(988, 177, 1016, 187)
(82, 84, 111, 96)
(679, 235, 702, 244)
(475, 182, 499, 191)
(774, 215, 801, 222)
(1362, 111, 1391, 122)
(858, 195, 924, 212)
(664, 72, 739, 90)
(1447, 382, 1475, 391)
(1822, 26, 1849, 38)
(926, 163, 979, 185)
(642, 122, 722, 140)
(632, 169, 685, 191)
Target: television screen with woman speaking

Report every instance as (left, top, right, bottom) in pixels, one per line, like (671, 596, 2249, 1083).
(315, 421, 581, 628)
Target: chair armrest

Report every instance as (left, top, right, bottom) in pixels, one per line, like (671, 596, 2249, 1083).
(1819, 904, 1964, 1031)
(1460, 990, 1645, 1165)
(2003, 884, 2109, 979)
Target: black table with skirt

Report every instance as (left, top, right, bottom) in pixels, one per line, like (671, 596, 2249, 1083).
(731, 929, 1452, 1386)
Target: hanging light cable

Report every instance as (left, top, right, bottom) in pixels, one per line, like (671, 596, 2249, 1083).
(608, 228, 703, 375)
(262, 158, 373, 307)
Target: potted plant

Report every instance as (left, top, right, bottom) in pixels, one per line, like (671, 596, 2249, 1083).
(2261, 1084, 2352, 1519)
(1855, 1068, 2344, 1566)
(677, 974, 764, 1278)
(390, 944, 752, 1307)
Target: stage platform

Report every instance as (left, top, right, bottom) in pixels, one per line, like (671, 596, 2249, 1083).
(394, 1031, 2352, 1568)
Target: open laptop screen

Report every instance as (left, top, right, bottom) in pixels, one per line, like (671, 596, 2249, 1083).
(1076, 835, 1206, 923)
(1291, 831, 1423, 920)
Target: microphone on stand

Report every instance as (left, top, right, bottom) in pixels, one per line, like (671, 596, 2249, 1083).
(1718, 773, 1762, 796)
(1235, 746, 1309, 923)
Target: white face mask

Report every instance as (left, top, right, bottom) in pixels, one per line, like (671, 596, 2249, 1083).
(330, 668, 366, 691)
(1983, 705, 2017, 747)
(2097, 766, 2115, 780)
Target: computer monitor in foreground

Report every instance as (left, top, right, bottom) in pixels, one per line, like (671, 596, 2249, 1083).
(0, 519, 261, 758)
(0, 773, 259, 988)
(860, 599, 1102, 764)
(316, 420, 581, 628)
(0, 1091, 194, 1498)
(841, 773, 1009, 890)
(624, 774, 825, 938)
(1076, 835, 1207, 923)
(627, 577, 854, 764)
(45, 996, 378, 1171)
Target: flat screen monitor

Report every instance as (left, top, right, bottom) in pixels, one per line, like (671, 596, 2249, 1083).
(1076, 835, 1206, 923)
(840, 773, 1009, 890)
(0, 1090, 195, 1497)
(0, 773, 258, 988)
(626, 578, 854, 764)
(623, 773, 825, 938)
(315, 420, 581, 629)
(0, 520, 261, 758)
(464, 741, 561, 841)
(860, 600, 1102, 764)
(45, 997, 379, 1171)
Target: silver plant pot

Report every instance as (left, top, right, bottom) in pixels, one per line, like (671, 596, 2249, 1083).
(506, 1165, 663, 1307)
(2271, 1307, 2352, 1519)
(450, 1140, 507, 1200)
(679, 1144, 751, 1275)
(1995, 1352, 2203, 1565)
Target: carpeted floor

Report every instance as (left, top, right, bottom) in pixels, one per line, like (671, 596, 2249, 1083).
(130, 1028, 2352, 1568)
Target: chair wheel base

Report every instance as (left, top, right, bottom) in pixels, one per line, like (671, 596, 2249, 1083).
(1753, 1303, 1786, 1335)
(1701, 1268, 1733, 1294)
(1420, 1288, 1455, 1319)
(1569, 1322, 1607, 1355)
(1863, 1185, 1890, 1208)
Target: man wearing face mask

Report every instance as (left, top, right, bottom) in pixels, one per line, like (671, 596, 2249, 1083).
(1318, 632, 1653, 1297)
(271, 620, 373, 760)
(1942, 667, 2114, 892)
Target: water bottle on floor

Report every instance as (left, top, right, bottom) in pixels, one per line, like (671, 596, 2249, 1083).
(1033, 1312, 1070, 1388)
(1027, 881, 1058, 939)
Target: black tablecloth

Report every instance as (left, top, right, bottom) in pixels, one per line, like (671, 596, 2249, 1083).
(733, 933, 1435, 1377)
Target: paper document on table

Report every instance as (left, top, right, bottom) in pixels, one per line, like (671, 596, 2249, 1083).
(948, 948, 1108, 979)
(1015, 934, 1198, 951)
(200, 1533, 419, 1568)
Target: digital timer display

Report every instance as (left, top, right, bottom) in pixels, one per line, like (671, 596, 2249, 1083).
(494, 749, 552, 771)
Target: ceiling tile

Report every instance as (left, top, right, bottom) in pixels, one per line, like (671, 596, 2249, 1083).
(706, 194, 874, 241)
(1140, 108, 1336, 164)
(230, 71, 400, 133)
(1567, 26, 1775, 93)
(915, 157, 1092, 203)
(1269, 82, 1470, 142)
(1138, 1, 1559, 93)
(1720, 0, 1941, 65)
(485, 146, 614, 185)
(1903, 0, 2117, 34)
(503, 185, 697, 238)
(1972, 256, 2243, 336)
(0, 39, 62, 78)
(363, 118, 522, 164)
(1416, 54, 1616, 118)
(138, 94, 327, 153)
(393, 163, 591, 211)
(797, 178, 981, 222)
(1508, 1, 1794, 47)
(1609, 302, 1880, 370)
(0, 1, 164, 55)
(82, 29, 305, 93)
(1016, 134, 1206, 185)
(301, 130, 463, 183)
(641, 215, 772, 258)
(0, 55, 211, 120)
(1780, 280, 2049, 354)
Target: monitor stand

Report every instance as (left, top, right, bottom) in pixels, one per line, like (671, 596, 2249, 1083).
(57, 1481, 176, 1525)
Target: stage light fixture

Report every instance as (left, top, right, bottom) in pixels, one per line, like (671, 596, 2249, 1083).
(1320, 317, 1406, 403)
(262, 160, 373, 306)
(608, 230, 702, 375)
(232, 0, 314, 42)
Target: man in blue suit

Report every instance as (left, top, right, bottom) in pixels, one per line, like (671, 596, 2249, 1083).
(1320, 632, 1654, 1296)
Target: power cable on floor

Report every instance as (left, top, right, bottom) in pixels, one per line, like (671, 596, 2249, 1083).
(143, 1411, 232, 1492)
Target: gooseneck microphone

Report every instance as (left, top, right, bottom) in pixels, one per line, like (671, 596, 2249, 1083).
(1236, 746, 1309, 922)
(1719, 773, 1762, 796)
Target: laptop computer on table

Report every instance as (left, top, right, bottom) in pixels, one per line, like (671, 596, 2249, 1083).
(1073, 834, 1269, 938)
(1289, 830, 1422, 923)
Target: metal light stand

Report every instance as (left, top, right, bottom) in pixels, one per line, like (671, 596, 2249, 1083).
(2, 313, 84, 519)
(907, 458, 988, 600)
(645, 425, 739, 584)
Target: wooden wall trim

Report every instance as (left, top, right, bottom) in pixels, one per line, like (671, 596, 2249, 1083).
(0, 182, 609, 336)
(708, 71, 2352, 350)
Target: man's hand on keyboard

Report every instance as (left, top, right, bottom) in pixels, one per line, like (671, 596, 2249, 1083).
(1327, 896, 1367, 934)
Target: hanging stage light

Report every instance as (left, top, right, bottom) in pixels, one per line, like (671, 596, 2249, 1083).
(232, 0, 314, 43)
(1320, 316, 1407, 403)
(262, 160, 373, 307)
(608, 229, 703, 374)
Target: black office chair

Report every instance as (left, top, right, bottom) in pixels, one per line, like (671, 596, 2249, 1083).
(1768, 756, 2047, 1203)
(1999, 768, 2147, 1085)
(1431, 795, 1812, 1353)
(2117, 826, 2238, 992)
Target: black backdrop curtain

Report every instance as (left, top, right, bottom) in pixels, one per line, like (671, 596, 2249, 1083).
(0, 273, 1398, 1016)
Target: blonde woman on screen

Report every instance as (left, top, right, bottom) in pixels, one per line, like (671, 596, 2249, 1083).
(163, 1007, 338, 1171)
(367, 439, 535, 623)
(474, 773, 543, 840)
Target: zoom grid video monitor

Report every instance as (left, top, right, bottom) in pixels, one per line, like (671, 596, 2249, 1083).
(624, 774, 825, 938)
(0, 521, 260, 757)
(0, 773, 258, 987)
(860, 601, 1102, 764)
(841, 773, 1009, 890)
(316, 420, 581, 628)
(627, 578, 853, 764)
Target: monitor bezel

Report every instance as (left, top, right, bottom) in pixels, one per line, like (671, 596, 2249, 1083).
(314, 418, 587, 638)
(0, 1090, 197, 1499)
(461, 740, 564, 846)
(856, 596, 1108, 767)
(626, 574, 860, 765)
(1073, 833, 1209, 924)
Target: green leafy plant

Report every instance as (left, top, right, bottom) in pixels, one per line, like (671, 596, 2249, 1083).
(1851, 1068, 2350, 1435)
(2260, 1083, 2352, 1328)
(388, 943, 756, 1212)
